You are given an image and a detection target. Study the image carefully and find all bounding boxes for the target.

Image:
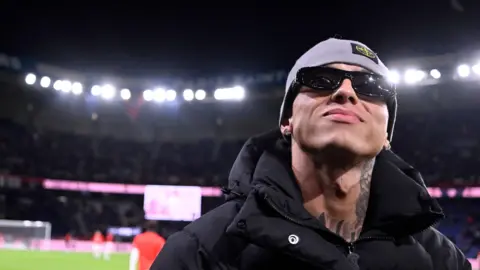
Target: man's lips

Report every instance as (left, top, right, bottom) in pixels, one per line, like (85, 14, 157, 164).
(323, 108, 363, 123)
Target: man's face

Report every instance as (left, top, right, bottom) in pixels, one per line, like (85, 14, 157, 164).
(287, 63, 389, 157)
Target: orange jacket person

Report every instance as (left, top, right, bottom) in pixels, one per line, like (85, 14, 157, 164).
(91, 230, 104, 259)
(129, 222, 165, 270)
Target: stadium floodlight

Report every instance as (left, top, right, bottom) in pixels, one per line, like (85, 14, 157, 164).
(153, 88, 166, 102)
(40, 76, 51, 88)
(404, 69, 426, 84)
(457, 64, 470, 78)
(472, 64, 480, 75)
(91, 85, 102, 96)
(166, 89, 176, 101)
(60, 80, 72, 93)
(195, 89, 206, 100)
(143, 89, 153, 101)
(430, 69, 441, 79)
(214, 86, 245, 101)
(387, 70, 401, 84)
(25, 73, 37, 85)
(0, 219, 51, 250)
(214, 88, 228, 100)
(232, 86, 246, 100)
(71, 82, 83, 95)
(183, 89, 194, 101)
(53, 80, 63, 91)
(101, 84, 116, 99)
(120, 89, 131, 100)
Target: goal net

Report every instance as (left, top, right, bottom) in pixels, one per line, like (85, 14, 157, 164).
(0, 219, 51, 250)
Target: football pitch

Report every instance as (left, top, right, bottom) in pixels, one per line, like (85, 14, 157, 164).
(0, 249, 129, 270)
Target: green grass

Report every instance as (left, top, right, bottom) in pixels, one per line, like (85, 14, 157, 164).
(0, 249, 129, 270)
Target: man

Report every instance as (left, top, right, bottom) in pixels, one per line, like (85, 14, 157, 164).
(64, 231, 73, 251)
(152, 38, 471, 270)
(103, 231, 115, 260)
(129, 221, 166, 270)
(91, 230, 104, 259)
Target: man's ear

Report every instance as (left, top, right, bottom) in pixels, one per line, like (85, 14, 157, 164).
(280, 118, 293, 136)
(384, 138, 391, 150)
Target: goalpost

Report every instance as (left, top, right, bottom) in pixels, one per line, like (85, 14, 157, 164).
(0, 219, 51, 250)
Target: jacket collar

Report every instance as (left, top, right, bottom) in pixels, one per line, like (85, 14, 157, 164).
(225, 129, 444, 237)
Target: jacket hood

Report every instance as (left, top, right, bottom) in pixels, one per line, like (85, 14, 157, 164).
(224, 129, 444, 235)
(225, 129, 291, 199)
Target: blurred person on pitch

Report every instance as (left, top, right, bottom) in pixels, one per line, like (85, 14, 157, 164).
(64, 231, 74, 251)
(129, 221, 166, 270)
(152, 38, 471, 270)
(91, 230, 104, 259)
(103, 231, 115, 260)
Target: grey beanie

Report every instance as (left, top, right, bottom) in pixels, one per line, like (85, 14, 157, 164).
(279, 38, 397, 141)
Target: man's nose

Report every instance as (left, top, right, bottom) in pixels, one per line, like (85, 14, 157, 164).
(330, 79, 360, 104)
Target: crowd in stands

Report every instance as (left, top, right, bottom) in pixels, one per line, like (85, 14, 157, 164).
(438, 199, 480, 258)
(0, 107, 479, 257)
(393, 109, 480, 187)
(0, 109, 479, 187)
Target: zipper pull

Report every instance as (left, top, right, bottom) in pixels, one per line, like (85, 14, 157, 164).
(347, 243, 354, 254)
(346, 243, 360, 270)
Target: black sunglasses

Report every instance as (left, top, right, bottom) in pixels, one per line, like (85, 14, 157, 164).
(294, 66, 396, 102)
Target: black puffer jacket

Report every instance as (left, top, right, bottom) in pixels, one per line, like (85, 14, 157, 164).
(152, 130, 471, 270)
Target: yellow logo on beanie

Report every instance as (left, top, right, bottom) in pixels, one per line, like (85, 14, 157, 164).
(351, 43, 379, 64)
(355, 45, 376, 59)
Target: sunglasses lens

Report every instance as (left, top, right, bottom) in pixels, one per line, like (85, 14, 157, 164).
(301, 68, 343, 89)
(352, 74, 395, 100)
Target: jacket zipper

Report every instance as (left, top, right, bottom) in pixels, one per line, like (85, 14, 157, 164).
(263, 194, 441, 255)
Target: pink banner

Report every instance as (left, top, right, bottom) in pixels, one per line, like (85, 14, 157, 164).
(0, 239, 131, 253)
(469, 259, 478, 269)
(3, 174, 480, 199)
(42, 178, 480, 198)
(40, 240, 132, 253)
(42, 179, 223, 197)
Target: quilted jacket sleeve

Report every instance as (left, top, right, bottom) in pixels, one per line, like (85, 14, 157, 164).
(414, 227, 472, 270)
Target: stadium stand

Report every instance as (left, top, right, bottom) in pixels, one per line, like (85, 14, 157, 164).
(0, 107, 479, 187)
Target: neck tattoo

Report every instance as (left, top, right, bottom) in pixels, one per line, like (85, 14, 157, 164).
(317, 159, 375, 242)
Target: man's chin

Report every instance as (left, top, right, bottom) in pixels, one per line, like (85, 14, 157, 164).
(301, 139, 356, 156)
(311, 140, 381, 161)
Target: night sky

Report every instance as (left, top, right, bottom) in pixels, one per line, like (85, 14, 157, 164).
(2, 1, 480, 79)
